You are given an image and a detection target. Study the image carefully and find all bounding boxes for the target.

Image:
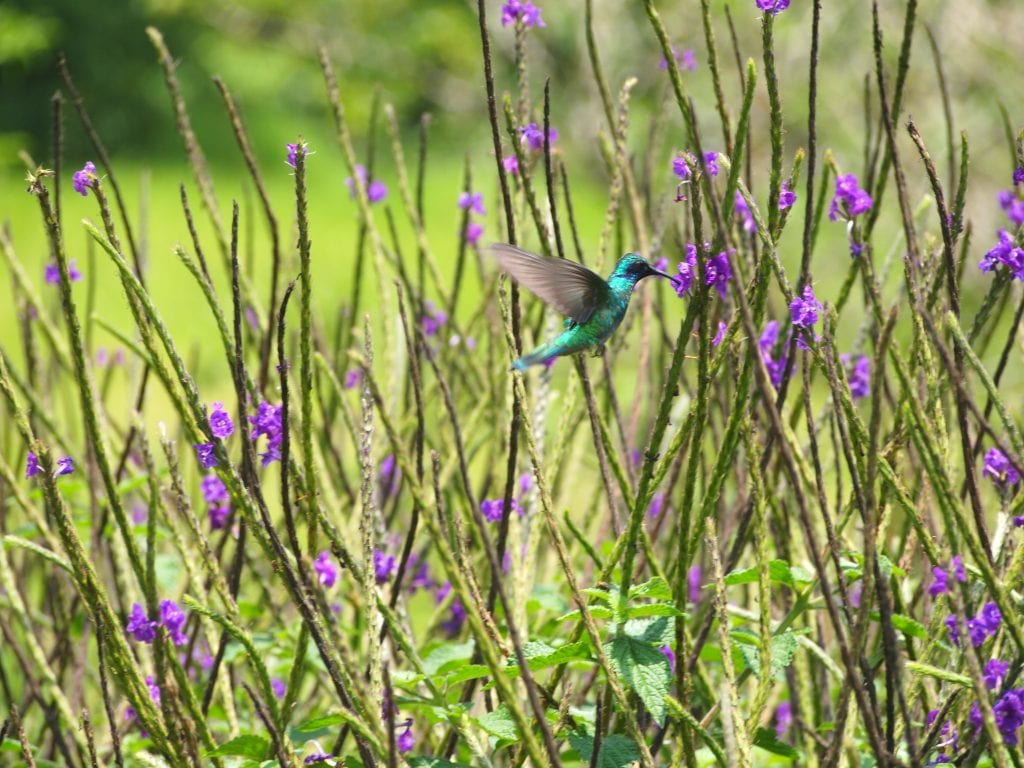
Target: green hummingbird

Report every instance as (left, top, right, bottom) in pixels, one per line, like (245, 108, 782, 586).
(489, 243, 675, 370)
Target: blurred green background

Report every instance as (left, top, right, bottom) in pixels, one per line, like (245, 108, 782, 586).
(2, 0, 1024, 399)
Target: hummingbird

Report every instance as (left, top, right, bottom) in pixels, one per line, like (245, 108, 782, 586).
(488, 243, 675, 370)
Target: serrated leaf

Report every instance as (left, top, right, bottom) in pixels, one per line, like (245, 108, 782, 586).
(444, 664, 490, 685)
(582, 587, 614, 603)
(752, 726, 798, 758)
(623, 615, 674, 646)
(607, 636, 670, 725)
(408, 758, 473, 768)
(557, 606, 614, 623)
(869, 611, 926, 640)
(207, 734, 269, 759)
(294, 713, 346, 732)
(732, 630, 800, 680)
(476, 705, 519, 742)
(724, 559, 814, 587)
(568, 732, 642, 768)
(528, 584, 568, 614)
(629, 576, 672, 601)
(627, 603, 685, 619)
(422, 640, 475, 674)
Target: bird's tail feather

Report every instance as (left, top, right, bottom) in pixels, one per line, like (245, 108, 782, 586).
(512, 343, 556, 370)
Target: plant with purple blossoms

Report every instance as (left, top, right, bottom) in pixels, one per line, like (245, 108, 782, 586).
(45, 260, 83, 284)
(345, 164, 387, 203)
(828, 173, 873, 221)
(756, 0, 791, 14)
(72, 161, 97, 196)
(519, 122, 558, 152)
(250, 401, 283, 465)
(207, 401, 234, 439)
(501, 0, 544, 28)
(421, 300, 448, 337)
(842, 354, 870, 400)
(373, 549, 396, 584)
(659, 46, 696, 72)
(982, 447, 1020, 487)
(735, 190, 756, 233)
(314, 551, 338, 589)
(779, 181, 796, 210)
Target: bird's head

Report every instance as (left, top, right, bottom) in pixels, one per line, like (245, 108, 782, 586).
(612, 253, 673, 285)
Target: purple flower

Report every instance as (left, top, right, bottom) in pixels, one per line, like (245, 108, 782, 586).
(673, 244, 698, 297)
(406, 555, 433, 593)
(929, 566, 949, 597)
(271, 678, 286, 699)
(844, 354, 870, 400)
(202, 474, 228, 505)
(671, 156, 691, 181)
(305, 752, 333, 765)
(208, 402, 234, 439)
(704, 250, 732, 298)
(503, 155, 519, 176)
(712, 320, 727, 347)
(702, 151, 719, 177)
(466, 221, 484, 246)
(945, 614, 961, 647)
(421, 300, 448, 337)
(158, 600, 188, 646)
(659, 46, 697, 72)
(647, 492, 665, 519)
(519, 473, 532, 496)
(828, 173, 873, 221)
(373, 549, 396, 584)
(285, 143, 302, 169)
(659, 644, 676, 673)
(789, 285, 822, 329)
(756, 0, 791, 14)
(249, 401, 283, 466)
(775, 701, 792, 740)
(436, 582, 467, 636)
(53, 456, 74, 477)
(985, 659, 1010, 690)
(45, 260, 83, 284)
(501, 0, 545, 28)
(26, 451, 40, 478)
(458, 192, 486, 216)
(1014, 166, 1024, 186)
(951, 556, 966, 583)
(343, 369, 361, 389)
(983, 447, 1021, 487)
(314, 551, 338, 589)
(980, 602, 1002, 634)
(980, 230, 1024, 281)
(779, 182, 796, 210)
(345, 164, 387, 204)
(688, 565, 701, 604)
(73, 161, 96, 196)
(994, 689, 1024, 745)
(999, 190, 1024, 227)
(380, 454, 400, 498)
(397, 719, 415, 753)
(735, 191, 756, 233)
(480, 498, 523, 522)
(520, 123, 558, 152)
(194, 442, 217, 469)
(208, 505, 230, 530)
(126, 603, 158, 643)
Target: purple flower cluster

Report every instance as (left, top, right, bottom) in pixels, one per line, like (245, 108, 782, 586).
(979, 230, 1024, 281)
(73, 161, 97, 196)
(25, 451, 75, 479)
(314, 551, 338, 588)
(285, 143, 307, 169)
(842, 354, 870, 399)
(125, 675, 161, 731)
(774, 701, 792, 740)
(779, 181, 796, 210)
(125, 600, 188, 646)
(828, 173, 873, 222)
(501, 0, 544, 28)
(759, 321, 786, 389)
(659, 644, 676, 673)
(380, 453, 401, 498)
(45, 260, 83, 285)
(250, 401, 283, 465)
(502, 155, 519, 176)
(458, 191, 486, 246)
(345, 164, 387, 204)
(659, 46, 696, 72)
(756, 0, 791, 14)
(982, 447, 1020, 488)
(421, 300, 448, 337)
(971, 687, 1024, 746)
(671, 151, 719, 181)
(672, 243, 732, 299)
(373, 549, 396, 584)
(435, 581, 467, 636)
(735, 191, 756, 233)
(789, 285, 822, 329)
(397, 718, 415, 753)
(343, 369, 362, 389)
(712, 320, 727, 347)
(999, 190, 1024, 227)
(928, 555, 965, 597)
(947, 602, 1001, 648)
(202, 473, 230, 530)
(925, 709, 958, 763)
(480, 497, 524, 523)
(520, 123, 558, 152)
(208, 402, 234, 439)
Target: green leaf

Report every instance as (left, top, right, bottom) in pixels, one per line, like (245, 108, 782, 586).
(422, 640, 475, 674)
(476, 705, 519, 742)
(732, 630, 800, 680)
(557, 606, 614, 623)
(627, 603, 685, 619)
(607, 635, 670, 725)
(724, 559, 814, 587)
(207, 735, 269, 759)
(870, 611, 927, 640)
(408, 758, 473, 768)
(444, 664, 490, 685)
(528, 584, 568, 614)
(582, 587, 614, 603)
(568, 732, 641, 768)
(629, 576, 672, 601)
(623, 615, 674, 646)
(293, 713, 347, 732)
(752, 727, 798, 758)
(519, 640, 592, 670)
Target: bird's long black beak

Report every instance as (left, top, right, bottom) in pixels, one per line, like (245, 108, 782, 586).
(648, 266, 673, 280)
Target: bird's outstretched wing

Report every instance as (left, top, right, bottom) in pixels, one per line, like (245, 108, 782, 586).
(488, 243, 611, 325)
